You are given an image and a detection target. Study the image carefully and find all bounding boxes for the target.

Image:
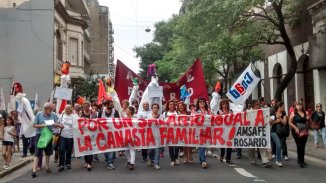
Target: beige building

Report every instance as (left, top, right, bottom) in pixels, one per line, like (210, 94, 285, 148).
(54, 0, 90, 81)
(0, 0, 112, 105)
(85, 0, 114, 76)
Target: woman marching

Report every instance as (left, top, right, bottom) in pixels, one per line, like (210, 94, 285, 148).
(164, 100, 180, 166)
(289, 101, 311, 168)
(57, 105, 77, 172)
(177, 101, 193, 164)
(270, 101, 288, 167)
(125, 106, 137, 170)
(147, 103, 163, 170)
(217, 99, 233, 165)
(191, 97, 211, 169)
(81, 101, 97, 171)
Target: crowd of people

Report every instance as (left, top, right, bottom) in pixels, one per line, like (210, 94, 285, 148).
(0, 96, 325, 178)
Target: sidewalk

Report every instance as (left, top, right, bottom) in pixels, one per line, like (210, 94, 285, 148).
(286, 130, 326, 161)
(0, 145, 33, 178)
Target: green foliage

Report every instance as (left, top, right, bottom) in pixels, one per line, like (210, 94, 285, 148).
(73, 70, 105, 102)
(134, 0, 306, 98)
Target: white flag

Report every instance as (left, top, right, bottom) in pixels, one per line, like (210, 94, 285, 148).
(7, 95, 16, 113)
(226, 63, 260, 104)
(34, 93, 39, 111)
(0, 88, 6, 111)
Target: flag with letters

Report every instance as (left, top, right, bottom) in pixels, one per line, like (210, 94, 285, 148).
(226, 63, 260, 104)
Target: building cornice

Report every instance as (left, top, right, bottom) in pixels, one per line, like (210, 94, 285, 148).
(54, 0, 88, 30)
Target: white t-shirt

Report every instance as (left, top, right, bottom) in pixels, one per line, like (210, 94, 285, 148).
(147, 113, 163, 120)
(164, 111, 178, 119)
(137, 110, 151, 119)
(3, 126, 15, 142)
(59, 114, 77, 138)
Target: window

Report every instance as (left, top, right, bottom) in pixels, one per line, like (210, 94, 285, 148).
(81, 41, 84, 67)
(69, 38, 78, 65)
(56, 30, 63, 61)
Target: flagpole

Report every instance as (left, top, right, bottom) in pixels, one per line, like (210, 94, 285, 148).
(251, 62, 272, 102)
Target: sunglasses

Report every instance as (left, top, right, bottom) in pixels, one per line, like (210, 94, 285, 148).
(199, 100, 206, 103)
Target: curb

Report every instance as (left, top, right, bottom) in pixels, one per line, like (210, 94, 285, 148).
(0, 157, 33, 178)
(287, 147, 326, 162)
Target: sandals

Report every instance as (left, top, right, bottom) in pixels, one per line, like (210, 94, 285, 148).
(188, 159, 194, 164)
(184, 158, 188, 164)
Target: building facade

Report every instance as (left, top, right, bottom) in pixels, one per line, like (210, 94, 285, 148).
(85, 0, 114, 76)
(252, 0, 326, 112)
(0, 0, 106, 105)
(0, 0, 55, 105)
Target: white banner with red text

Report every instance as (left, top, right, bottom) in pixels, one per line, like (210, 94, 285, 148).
(73, 108, 270, 157)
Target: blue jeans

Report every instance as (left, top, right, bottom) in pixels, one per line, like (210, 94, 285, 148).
(149, 148, 160, 164)
(271, 132, 284, 162)
(199, 147, 206, 163)
(314, 127, 326, 146)
(104, 152, 115, 164)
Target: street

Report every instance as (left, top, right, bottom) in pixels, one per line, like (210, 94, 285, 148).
(2, 149, 326, 183)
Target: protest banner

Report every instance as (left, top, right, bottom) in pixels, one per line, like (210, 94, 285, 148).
(73, 108, 270, 157)
(226, 63, 260, 104)
(114, 59, 208, 102)
(54, 87, 73, 100)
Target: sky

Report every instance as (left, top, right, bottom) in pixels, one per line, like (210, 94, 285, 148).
(98, 0, 182, 73)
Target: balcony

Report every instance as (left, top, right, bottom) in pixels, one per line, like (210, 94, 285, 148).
(69, 65, 85, 78)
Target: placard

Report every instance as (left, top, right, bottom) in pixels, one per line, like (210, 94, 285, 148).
(54, 87, 72, 100)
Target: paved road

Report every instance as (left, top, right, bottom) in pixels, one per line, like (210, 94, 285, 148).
(2, 149, 326, 183)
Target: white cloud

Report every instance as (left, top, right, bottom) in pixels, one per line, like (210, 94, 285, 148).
(98, 0, 182, 73)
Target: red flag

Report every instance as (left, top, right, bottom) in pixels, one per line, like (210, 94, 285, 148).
(97, 80, 109, 104)
(115, 59, 208, 102)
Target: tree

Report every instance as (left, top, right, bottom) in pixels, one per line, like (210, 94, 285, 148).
(164, 1, 262, 92)
(209, 0, 309, 100)
(73, 70, 105, 102)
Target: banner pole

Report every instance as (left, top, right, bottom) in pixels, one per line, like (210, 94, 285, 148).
(251, 62, 272, 102)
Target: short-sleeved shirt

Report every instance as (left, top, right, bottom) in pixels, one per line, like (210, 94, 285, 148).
(59, 113, 77, 138)
(3, 126, 15, 142)
(33, 111, 58, 134)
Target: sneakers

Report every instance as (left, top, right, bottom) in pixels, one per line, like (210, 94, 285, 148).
(206, 150, 212, 157)
(179, 151, 184, 158)
(226, 160, 233, 165)
(128, 164, 134, 170)
(107, 164, 115, 170)
(170, 161, 175, 166)
(284, 156, 289, 161)
(276, 161, 283, 167)
(4, 165, 9, 170)
(175, 159, 180, 165)
(212, 153, 218, 158)
(201, 162, 208, 169)
(154, 164, 161, 170)
(272, 154, 276, 159)
(147, 160, 152, 166)
(66, 165, 71, 170)
(58, 166, 64, 172)
(263, 162, 272, 168)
